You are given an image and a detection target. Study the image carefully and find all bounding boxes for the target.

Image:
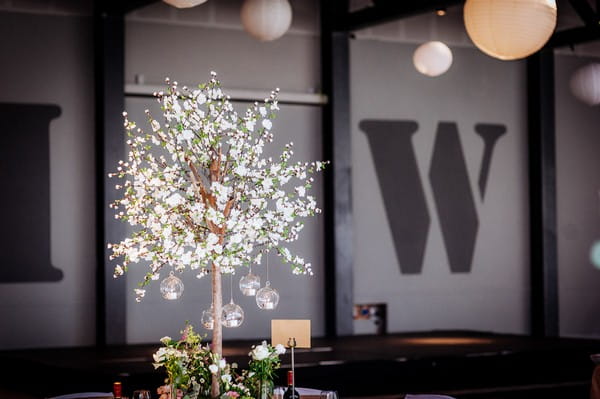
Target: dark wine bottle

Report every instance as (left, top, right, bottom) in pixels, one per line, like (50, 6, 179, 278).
(283, 370, 300, 399)
(113, 382, 122, 399)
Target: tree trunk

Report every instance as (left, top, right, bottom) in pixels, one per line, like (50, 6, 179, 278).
(211, 262, 222, 398)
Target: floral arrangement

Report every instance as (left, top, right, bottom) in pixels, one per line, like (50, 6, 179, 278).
(108, 72, 325, 396)
(246, 341, 286, 395)
(153, 324, 284, 399)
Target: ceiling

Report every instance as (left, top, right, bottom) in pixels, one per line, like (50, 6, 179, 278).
(91, 0, 600, 50)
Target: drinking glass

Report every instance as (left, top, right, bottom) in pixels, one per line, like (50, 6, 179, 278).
(320, 391, 339, 399)
(132, 389, 151, 399)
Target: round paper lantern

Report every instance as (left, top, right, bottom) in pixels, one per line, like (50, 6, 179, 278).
(464, 0, 557, 61)
(241, 0, 292, 41)
(413, 41, 453, 77)
(163, 0, 208, 8)
(570, 63, 600, 106)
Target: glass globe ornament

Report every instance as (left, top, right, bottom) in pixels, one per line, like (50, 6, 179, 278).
(222, 300, 245, 328)
(160, 271, 184, 300)
(255, 281, 279, 310)
(239, 272, 261, 296)
(201, 304, 215, 330)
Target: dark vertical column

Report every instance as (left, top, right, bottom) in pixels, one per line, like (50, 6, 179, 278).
(94, 9, 127, 345)
(527, 49, 559, 337)
(321, 0, 354, 337)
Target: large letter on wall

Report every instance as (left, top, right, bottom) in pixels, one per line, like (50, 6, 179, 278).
(360, 120, 430, 274)
(429, 122, 479, 273)
(0, 103, 63, 282)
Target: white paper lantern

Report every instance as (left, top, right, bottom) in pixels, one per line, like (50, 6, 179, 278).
(570, 63, 600, 106)
(163, 0, 207, 8)
(241, 0, 292, 41)
(464, 0, 557, 61)
(413, 41, 453, 77)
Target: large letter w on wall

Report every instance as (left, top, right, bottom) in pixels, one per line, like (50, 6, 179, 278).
(360, 120, 505, 274)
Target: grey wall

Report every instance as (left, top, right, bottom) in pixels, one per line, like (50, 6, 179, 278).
(555, 54, 600, 338)
(0, 11, 96, 349)
(125, 0, 320, 92)
(350, 39, 530, 334)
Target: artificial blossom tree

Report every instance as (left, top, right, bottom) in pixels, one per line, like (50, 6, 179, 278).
(108, 72, 325, 397)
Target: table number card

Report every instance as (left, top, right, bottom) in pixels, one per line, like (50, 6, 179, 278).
(271, 319, 311, 348)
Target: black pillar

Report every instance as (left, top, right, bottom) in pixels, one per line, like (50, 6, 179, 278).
(527, 48, 559, 338)
(94, 9, 127, 345)
(321, 0, 354, 337)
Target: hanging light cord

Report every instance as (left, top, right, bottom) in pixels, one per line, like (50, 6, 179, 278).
(230, 272, 234, 303)
(266, 251, 269, 283)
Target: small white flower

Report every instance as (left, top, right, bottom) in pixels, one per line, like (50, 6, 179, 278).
(182, 129, 194, 141)
(160, 336, 171, 344)
(209, 364, 219, 374)
(262, 119, 272, 130)
(165, 193, 184, 207)
(275, 344, 286, 355)
(221, 374, 232, 383)
(219, 359, 227, 369)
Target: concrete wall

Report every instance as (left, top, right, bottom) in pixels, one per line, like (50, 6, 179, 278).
(0, 10, 96, 349)
(350, 39, 530, 334)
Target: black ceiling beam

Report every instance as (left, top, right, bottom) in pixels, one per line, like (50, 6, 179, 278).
(568, 0, 598, 27)
(549, 25, 600, 47)
(549, 0, 600, 48)
(95, 0, 159, 16)
(339, 0, 464, 32)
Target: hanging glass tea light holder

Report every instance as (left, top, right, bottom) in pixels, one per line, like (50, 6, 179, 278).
(201, 303, 215, 330)
(255, 253, 279, 310)
(160, 270, 184, 300)
(239, 266, 261, 296)
(222, 274, 245, 328)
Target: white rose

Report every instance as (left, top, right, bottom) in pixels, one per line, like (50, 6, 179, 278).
(252, 344, 270, 361)
(219, 359, 227, 369)
(209, 364, 219, 374)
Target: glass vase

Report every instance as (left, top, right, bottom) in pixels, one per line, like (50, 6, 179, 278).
(258, 379, 273, 399)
